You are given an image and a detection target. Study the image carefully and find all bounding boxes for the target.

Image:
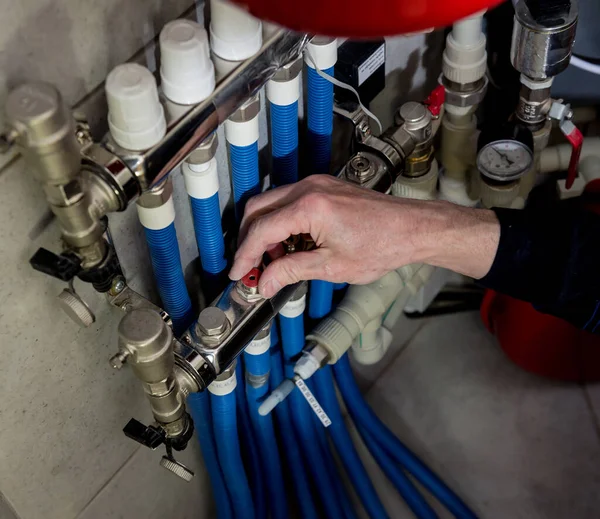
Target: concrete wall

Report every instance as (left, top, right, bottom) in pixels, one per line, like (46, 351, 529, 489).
(0, 1, 442, 516)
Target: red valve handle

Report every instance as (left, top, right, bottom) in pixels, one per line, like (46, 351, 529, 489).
(425, 85, 446, 117)
(560, 120, 584, 190)
(241, 268, 261, 288)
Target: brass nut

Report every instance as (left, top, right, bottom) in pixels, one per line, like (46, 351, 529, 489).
(228, 94, 261, 123)
(137, 178, 173, 209)
(187, 132, 218, 165)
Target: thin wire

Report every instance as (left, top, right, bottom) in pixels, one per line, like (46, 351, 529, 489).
(570, 55, 600, 76)
(304, 48, 383, 134)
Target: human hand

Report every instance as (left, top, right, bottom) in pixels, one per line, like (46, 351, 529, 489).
(229, 175, 420, 297)
(229, 175, 500, 298)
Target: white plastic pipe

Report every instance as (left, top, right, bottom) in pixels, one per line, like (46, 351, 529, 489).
(540, 137, 600, 174)
(306, 264, 430, 363)
(452, 13, 484, 47)
(182, 159, 220, 200)
(570, 56, 600, 77)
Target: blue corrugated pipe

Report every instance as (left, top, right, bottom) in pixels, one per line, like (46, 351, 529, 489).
(269, 328, 318, 519)
(306, 66, 334, 176)
(333, 355, 479, 519)
(143, 224, 193, 335)
(245, 337, 288, 519)
(230, 141, 260, 221)
(211, 375, 256, 519)
(314, 367, 389, 519)
(270, 102, 299, 186)
(187, 392, 233, 519)
(234, 360, 266, 519)
(189, 193, 227, 277)
(279, 305, 345, 519)
(357, 421, 439, 519)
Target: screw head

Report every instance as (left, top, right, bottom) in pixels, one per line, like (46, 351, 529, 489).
(112, 277, 126, 294)
(197, 307, 229, 336)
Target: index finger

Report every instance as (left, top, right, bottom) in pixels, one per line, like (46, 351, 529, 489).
(229, 200, 311, 280)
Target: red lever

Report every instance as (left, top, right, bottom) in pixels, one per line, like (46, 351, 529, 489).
(560, 120, 584, 190)
(424, 85, 446, 117)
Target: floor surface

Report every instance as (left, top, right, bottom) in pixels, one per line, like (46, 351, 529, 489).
(357, 312, 600, 519)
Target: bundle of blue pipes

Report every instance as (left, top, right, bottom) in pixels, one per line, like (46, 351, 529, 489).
(139, 32, 479, 519)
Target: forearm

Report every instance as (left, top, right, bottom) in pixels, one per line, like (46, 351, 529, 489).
(407, 201, 500, 279)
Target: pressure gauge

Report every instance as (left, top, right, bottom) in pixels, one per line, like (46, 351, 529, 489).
(477, 122, 535, 182)
(477, 139, 534, 182)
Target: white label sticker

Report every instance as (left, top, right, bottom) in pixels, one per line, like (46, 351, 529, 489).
(358, 44, 386, 87)
(295, 378, 332, 427)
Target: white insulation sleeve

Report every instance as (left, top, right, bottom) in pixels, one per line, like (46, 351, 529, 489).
(208, 373, 237, 396)
(209, 0, 262, 61)
(279, 295, 306, 318)
(136, 195, 176, 230)
(266, 75, 301, 106)
(304, 37, 338, 70)
(245, 332, 271, 355)
(182, 158, 219, 199)
(224, 117, 259, 147)
(306, 264, 427, 363)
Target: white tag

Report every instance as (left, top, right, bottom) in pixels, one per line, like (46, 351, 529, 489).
(245, 333, 271, 355)
(358, 44, 385, 86)
(295, 378, 331, 427)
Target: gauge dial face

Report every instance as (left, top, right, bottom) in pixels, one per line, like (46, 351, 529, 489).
(477, 139, 534, 182)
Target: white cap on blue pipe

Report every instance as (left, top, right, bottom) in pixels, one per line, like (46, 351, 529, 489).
(160, 19, 216, 105)
(106, 63, 166, 151)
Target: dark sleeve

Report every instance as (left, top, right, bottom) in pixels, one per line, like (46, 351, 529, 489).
(478, 198, 600, 333)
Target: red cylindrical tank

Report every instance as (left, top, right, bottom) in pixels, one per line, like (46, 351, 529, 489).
(234, 0, 505, 38)
(481, 290, 600, 382)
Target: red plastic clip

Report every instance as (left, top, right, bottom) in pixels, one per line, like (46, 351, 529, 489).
(424, 85, 446, 117)
(241, 268, 261, 288)
(560, 120, 583, 190)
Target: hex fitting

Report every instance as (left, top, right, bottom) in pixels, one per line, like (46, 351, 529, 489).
(136, 178, 173, 209)
(346, 152, 377, 185)
(186, 132, 218, 165)
(195, 307, 232, 347)
(228, 93, 261, 123)
(271, 56, 303, 82)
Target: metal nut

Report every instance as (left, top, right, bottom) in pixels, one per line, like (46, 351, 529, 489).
(136, 178, 173, 209)
(228, 94, 261, 123)
(197, 307, 230, 336)
(186, 132, 218, 165)
(272, 56, 303, 82)
(346, 153, 376, 184)
(441, 76, 488, 108)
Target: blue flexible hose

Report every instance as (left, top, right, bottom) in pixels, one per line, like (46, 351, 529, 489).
(270, 348, 318, 519)
(245, 347, 288, 519)
(187, 392, 233, 519)
(357, 422, 439, 519)
(143, 223, 193, 335)
(211, 384, 255, 519)
(306, 66, 334, 175)
(235, 360, 266, 519)
(314, 367, 389, 519)
(189, 194, 227, 276)
(333, 355, 479, 519)
(270, 101, 299, 186)
(334, 283, 348, 290)
(310, 376, 358, 519)
(279, 309, 345, 519)
(309, 279, 334, 320)
(230, 141, 260, 221)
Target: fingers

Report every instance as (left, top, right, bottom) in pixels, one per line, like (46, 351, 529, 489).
(238, 183, 300, 243)
(259, 250, 330, 297)
(229, 201, 311, 280)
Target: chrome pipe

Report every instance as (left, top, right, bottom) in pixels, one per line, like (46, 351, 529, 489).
(109, 30, 309, 191)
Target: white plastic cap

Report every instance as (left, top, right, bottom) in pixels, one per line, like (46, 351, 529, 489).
(106, 63, 166, 151)
(160, 19, 216, 105)
(209, 0, 262, 61)
(305, 37, 338, 70)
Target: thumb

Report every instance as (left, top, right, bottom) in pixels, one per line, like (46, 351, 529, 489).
(259, 250, 329, 298)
